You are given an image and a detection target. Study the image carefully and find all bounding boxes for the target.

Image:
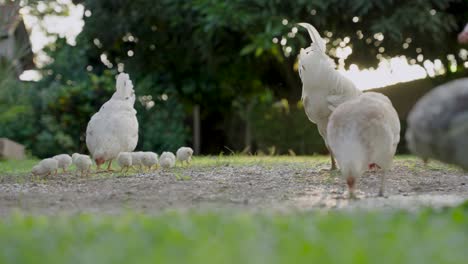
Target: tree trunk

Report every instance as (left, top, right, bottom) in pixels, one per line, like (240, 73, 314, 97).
(193, 104, 201, 154)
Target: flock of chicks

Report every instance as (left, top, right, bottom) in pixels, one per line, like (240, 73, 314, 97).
(31, 23, 468, 200)
(31, 147, 194, 178)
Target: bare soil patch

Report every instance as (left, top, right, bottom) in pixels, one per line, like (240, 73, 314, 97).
(1, 159, 467, 215)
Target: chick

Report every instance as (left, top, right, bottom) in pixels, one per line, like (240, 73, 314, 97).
(72, 153, 93, 177)
(52, 154, 72, 173)
(141, 152, 158, 171)
(117, 152, 133, 173)
(31, 158, 59, 177)
(176, 147, 194, 166)
(131, 151, 145, 172)
(31, 165, 49, 177)
(160, 151, 176, 169)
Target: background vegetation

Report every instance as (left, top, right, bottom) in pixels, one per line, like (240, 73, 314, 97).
(1, 0, 468, 157)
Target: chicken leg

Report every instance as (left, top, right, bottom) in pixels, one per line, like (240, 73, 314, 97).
(378, 170, 387, 197)
(106, 159, 114, 172)
(330, 152, 337, 170)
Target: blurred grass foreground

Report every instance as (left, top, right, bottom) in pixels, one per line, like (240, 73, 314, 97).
(1, 204, 468, 264)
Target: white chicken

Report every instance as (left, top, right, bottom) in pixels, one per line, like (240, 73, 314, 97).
(72, 153, 93, 177)
(327, 92, 400, 198)
(297, 23, 362, 170)
(160, 151, 176, 169)
(176, 147, 193, 166)
(86, 72, 139, 171)
(52, 154, 72, 173)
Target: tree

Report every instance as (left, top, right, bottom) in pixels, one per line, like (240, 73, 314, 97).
(26, 0, 468, 155)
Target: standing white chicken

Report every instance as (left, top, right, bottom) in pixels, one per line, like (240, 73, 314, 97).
(297, 23, 362, 170)
(327, 92, 400, 198)
(86, 73, 139, 171)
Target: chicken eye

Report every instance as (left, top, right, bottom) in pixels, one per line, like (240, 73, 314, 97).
(125, 97, 129, 100)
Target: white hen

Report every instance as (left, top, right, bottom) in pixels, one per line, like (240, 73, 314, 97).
(327, 92, 400, 198)
(298, 23, 362, 170)
(86, 73, 139, 171)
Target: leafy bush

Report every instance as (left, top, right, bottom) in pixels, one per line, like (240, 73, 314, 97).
(0, 73, 38, 156)
(135, 76, 189, 153)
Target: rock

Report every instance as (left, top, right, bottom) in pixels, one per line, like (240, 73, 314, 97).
(0, 138, 25, 160)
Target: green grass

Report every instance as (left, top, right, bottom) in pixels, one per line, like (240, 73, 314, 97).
(0, 155, 331, 176)
(0, 156, 467, 263)
(0, 159, 38, 174)
(1, 205, 468, 264)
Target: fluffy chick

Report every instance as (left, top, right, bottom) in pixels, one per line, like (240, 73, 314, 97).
(117, 152, 133, 173)
(327, 92, 400, 198)
(142, 152, 158, 171)
(131, 151, 145, 171)
(31, 158, 59, 177)
(160, 151, 176, 169)
(72, 153, 93, 177)
(53, 154, 72, 173)
(176, 147, 193, 166)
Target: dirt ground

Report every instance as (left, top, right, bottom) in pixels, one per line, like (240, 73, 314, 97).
(1, 159, 468, 215)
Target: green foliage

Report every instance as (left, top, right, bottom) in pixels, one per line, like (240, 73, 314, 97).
(22, 0, 467, 155)
(30, 66, 116, 157)
(0, 71, 38, 154)
(248, 92, 327, 154)
(1, 205, 468, 263)
(136, 76, 189, 153)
